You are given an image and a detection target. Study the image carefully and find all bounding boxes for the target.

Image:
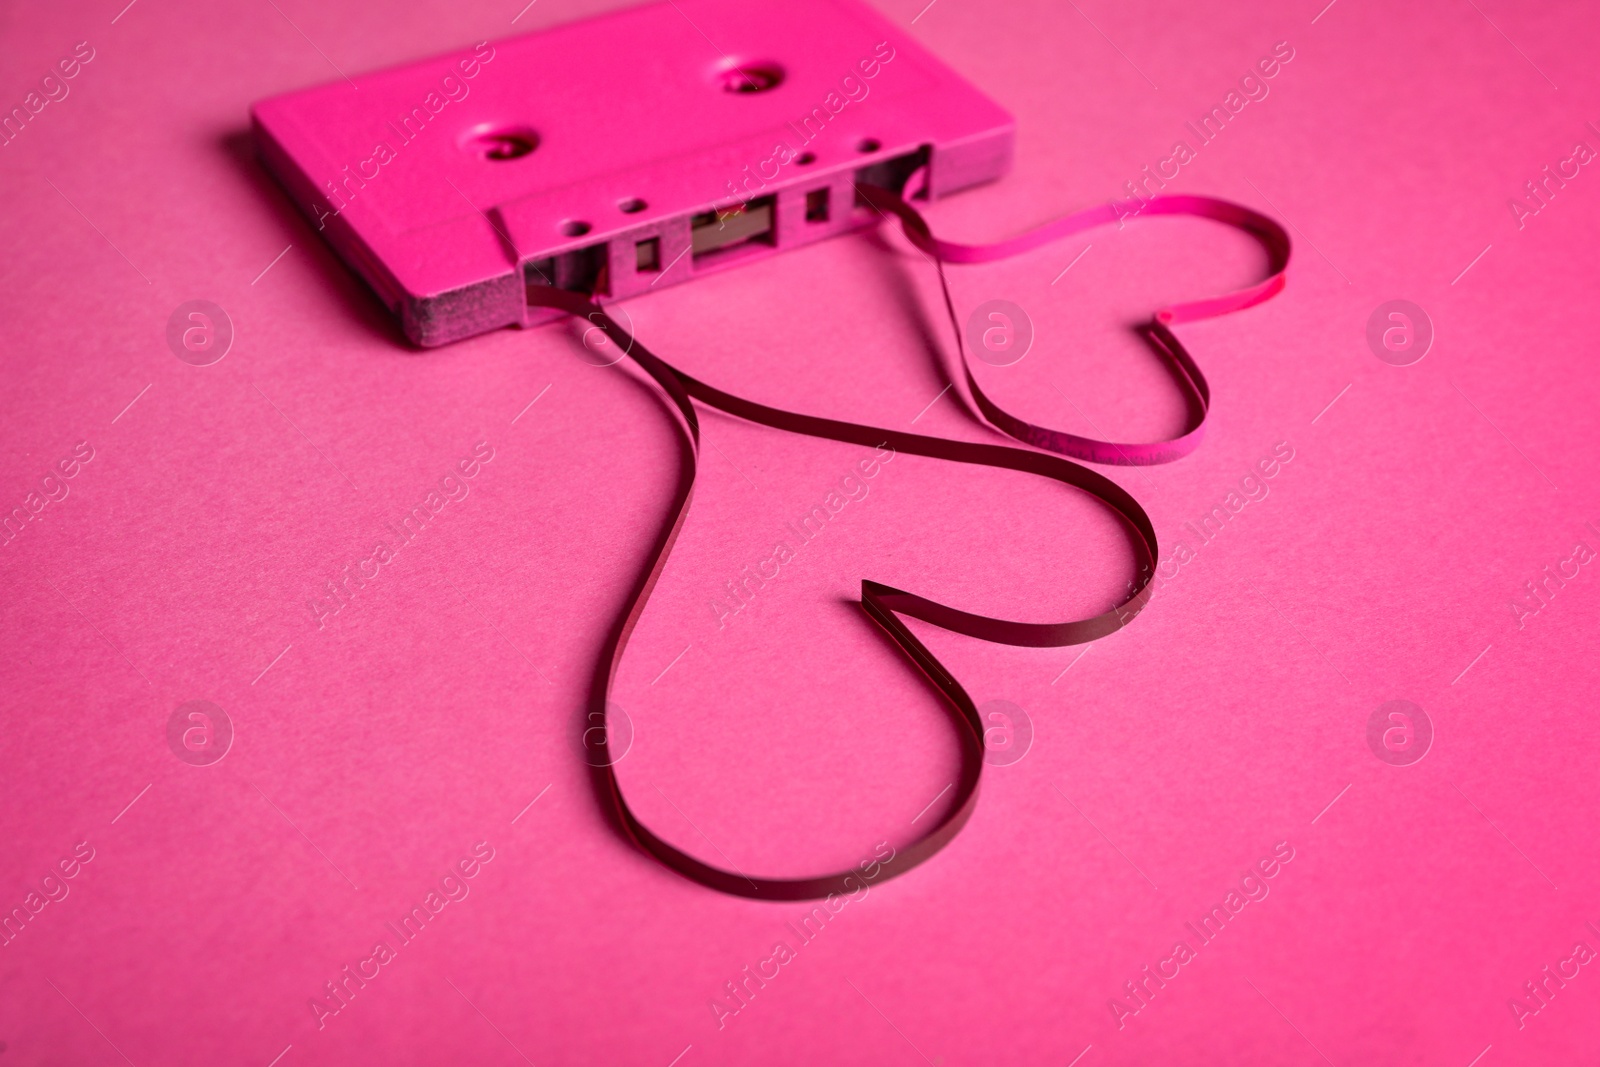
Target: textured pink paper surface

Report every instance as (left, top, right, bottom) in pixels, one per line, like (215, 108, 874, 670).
(3, 1, 1599, 1065)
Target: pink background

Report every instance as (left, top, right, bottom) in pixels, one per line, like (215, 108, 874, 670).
(3, 0, 1599, 1064)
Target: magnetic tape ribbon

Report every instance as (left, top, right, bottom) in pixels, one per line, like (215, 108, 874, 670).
(526, 175, 1290, 900)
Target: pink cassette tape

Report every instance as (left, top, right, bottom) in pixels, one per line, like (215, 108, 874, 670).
(251, 0, 1015, 346)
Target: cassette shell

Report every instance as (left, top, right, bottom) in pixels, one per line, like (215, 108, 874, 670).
(251, 0, 1015, 347)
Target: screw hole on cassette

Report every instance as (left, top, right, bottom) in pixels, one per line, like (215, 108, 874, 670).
(617, 197, 648, 214)
(856, 137, 882, 153)
(716, 60, 785, 93)
(796, 151, 817, 166)
(461, 125, 539, 162)
(559, 219, 593, 237)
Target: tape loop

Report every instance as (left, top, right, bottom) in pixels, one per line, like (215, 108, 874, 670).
(859, 181, 1290, 465)
(524, 179, 1289, 899)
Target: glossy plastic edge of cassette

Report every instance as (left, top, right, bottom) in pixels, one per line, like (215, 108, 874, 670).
(250, 2, 1014, 347)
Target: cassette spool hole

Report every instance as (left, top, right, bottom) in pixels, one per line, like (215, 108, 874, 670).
(462, 126, 539, 161)
(717, 61, 785, 94)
